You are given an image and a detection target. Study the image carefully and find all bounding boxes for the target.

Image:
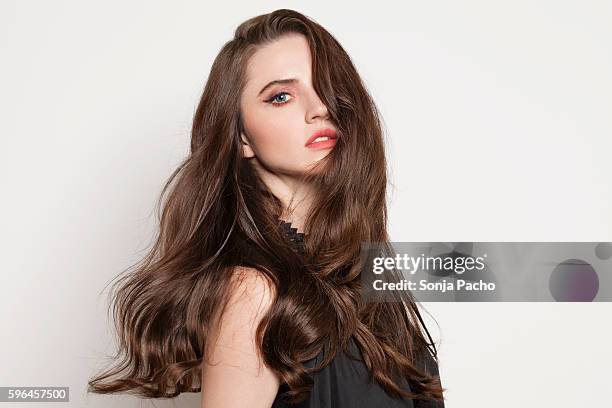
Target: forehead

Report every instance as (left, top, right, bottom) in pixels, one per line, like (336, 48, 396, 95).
(244, 34, 312, 89)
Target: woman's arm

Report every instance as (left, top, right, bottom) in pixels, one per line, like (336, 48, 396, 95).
(201, 267, 280, 408)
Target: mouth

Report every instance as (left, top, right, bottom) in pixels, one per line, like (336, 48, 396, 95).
(305, 128, 338, 149)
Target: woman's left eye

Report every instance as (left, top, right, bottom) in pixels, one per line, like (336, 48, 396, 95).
(267, 91, 292, 106)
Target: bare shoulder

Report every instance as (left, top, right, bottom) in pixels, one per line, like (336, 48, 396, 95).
(207, 265, 277, 361)
(229, 266, 277, 307)
(201, 266, 280, 408)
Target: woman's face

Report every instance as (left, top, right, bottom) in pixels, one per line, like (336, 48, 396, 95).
(239, 33, 338, 176)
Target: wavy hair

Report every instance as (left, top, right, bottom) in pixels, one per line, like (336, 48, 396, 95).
(88, 8, 445, 405)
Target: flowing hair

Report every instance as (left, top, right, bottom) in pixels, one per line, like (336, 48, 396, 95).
(88, 8, 445, 405)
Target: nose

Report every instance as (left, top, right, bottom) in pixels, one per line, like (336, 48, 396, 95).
(306, 92, 330, 123)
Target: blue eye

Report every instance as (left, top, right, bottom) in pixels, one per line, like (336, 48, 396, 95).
(267, 91, 292, 106)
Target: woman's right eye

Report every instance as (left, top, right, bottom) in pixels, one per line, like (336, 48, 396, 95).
(267, 91, 293, 106)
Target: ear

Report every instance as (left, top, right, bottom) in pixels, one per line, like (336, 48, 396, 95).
(240, 131, 255, 159)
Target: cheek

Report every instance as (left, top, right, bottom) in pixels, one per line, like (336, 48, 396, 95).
(245, 110, 302, 162)
(250, 116, 286, 147)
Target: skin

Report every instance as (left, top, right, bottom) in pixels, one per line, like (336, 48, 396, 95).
(201, 268, 279, 408)
(201, 33, 336, 407)
(239, 33, 338, 234)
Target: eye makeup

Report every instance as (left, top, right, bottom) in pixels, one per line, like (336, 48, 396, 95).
(265, 89, 294, 106)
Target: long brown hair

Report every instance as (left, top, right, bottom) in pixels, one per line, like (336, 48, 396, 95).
(88, 8, 445, 404)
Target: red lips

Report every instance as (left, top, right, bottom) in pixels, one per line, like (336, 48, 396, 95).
(305, 128, 338, 147)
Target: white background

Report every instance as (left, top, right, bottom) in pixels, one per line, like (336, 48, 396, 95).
(1, 1, 611, 407)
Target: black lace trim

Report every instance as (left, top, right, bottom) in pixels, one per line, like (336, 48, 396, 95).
(278, 219, 305, 254)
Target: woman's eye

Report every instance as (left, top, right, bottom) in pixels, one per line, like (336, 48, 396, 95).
(267, 91, 292, 106)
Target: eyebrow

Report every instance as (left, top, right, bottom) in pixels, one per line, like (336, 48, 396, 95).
(257, 78, 299, 96)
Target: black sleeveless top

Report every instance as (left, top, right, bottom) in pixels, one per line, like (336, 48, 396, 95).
(272, 220, 445, 408)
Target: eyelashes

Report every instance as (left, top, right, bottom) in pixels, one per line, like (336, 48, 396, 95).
(265, 90, 293, 107)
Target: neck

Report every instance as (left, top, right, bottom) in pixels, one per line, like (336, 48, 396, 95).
(276, 184, 312, 235)
(249, 158, 313, 235)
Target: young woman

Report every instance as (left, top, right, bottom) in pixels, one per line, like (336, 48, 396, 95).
(89, 9, 446, 408)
